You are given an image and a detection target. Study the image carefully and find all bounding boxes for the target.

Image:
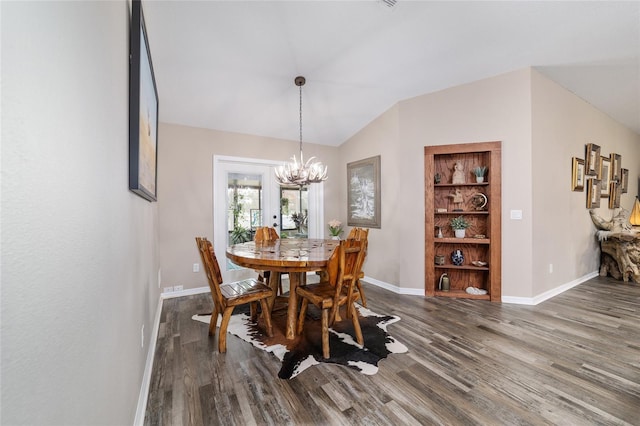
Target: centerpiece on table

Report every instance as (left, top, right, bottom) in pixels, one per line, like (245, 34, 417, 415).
(328, 219, 343, 240)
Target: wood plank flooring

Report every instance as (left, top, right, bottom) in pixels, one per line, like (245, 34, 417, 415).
(144, 276, 640, 425)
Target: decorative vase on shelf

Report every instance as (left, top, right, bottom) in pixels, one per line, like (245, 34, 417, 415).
(451, 249, 465, 266)
(454, 229, 466, 238)
(476, 176, 485, 183)
(331, 236, 340, 240)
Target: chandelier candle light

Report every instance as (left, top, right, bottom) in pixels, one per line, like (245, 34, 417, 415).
(275, 76, 328, 186)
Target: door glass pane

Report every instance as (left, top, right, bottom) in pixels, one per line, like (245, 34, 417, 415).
(280, 186, 308, 238)
(227, 173, 262, 244)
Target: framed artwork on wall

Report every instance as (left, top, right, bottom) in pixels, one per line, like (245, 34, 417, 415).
(610, 153, 622, 183)
(586, 178, 601, 209)
(129, 0, 159, 202)
(347, 155, 381, 228)
(621, 168, 629, 193)
(585, 143, 601, 176)
(571, 157, 585, 191)
(609, 182, 621, 209)
(599, 156, 611, 198)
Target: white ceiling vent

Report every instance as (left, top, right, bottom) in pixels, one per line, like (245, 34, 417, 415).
(380, 0, 398, 9)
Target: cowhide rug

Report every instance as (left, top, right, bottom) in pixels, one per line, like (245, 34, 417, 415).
(192, 302, 408, 379)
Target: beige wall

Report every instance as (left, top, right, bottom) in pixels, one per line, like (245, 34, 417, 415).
(157, 124, 341, 290)
(531, 69, 640, 296)
(2, 2, 159, 424)
(343, 69, 534, 295)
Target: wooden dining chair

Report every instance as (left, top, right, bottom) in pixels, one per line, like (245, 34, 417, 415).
(253, 226, 284, 294)
(346, 227, 369, 307)
(195, 237, 274, 353)
(295, 239, 367, 359)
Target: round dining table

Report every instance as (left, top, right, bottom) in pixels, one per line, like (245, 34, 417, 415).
(226, 238, 340, 340)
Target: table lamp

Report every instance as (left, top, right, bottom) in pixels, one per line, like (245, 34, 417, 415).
(630, 196, 640, 227)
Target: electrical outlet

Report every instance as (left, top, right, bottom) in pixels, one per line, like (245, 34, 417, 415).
(174, 285, 184, 292)
(193, 263, 200, 273)
(549, 264, 553, 274)
(163, 286, 174, 293)
(141, 324, 145, 348)
(158, 268, 162, 288)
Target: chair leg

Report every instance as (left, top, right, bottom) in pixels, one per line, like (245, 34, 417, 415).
(209, 302, 220, 336)
(259, 299, 273, 337)
(350, 303, 364, 346)
(249, 302, 257, 321)
(356, 279, 367, 307)
(321, 308, 330, 359)
(218, 307, 235, 353)
(297, 299, 309, 335)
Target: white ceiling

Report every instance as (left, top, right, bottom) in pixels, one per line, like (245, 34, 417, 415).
(143, 1, 640, 147)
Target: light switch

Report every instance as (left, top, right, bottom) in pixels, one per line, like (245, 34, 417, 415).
(510, 210, 523, 220)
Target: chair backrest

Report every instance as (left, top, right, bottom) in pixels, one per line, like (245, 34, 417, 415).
(332, 239, 366, 311)
(254, 226, 279, 243)
(347, 227, 369, 242)
(195, 237, 225, 305)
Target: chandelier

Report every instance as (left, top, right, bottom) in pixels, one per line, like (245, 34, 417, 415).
(275, 76, 328, 186)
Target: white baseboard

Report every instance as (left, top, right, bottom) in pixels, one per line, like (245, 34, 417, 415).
(134, 296, 164, 426)
(161, 286, 210, 299)
(362, 276, 425, 296)
(501, 271, 599, 305)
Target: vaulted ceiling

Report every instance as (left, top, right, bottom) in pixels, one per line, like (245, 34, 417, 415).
(143, 1, 640, 147)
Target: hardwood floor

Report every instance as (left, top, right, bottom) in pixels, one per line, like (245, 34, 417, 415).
(144, 276, 640, 425)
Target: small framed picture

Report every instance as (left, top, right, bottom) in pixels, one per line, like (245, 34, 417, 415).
(599, 156, 611, 198)
(571, 157, 585, 191)
(609, 182, 621, 209)
(586, 178, 601, 208)
(610, 153, 622, 182)
(585, 143, 601, 176)
(621, 168, 629, 193)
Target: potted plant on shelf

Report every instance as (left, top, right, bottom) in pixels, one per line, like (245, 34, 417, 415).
(450, 215, 470, 238)
(472, 166, 487, 183)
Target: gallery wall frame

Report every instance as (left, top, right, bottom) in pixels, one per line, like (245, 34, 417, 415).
(621, 168, 629, 193)
(609, 182, 621, 209)
(610, 153, 622, 183)
(585, 143, 600, 176)
(347, 155, 381, 228)
(599, 156, 611, 198)
(586, 178, 601, 209)
(571, 157, 585, 191)
(129, 0, 159, 202)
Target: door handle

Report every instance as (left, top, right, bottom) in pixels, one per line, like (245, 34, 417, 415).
(273, 223, 278, 227)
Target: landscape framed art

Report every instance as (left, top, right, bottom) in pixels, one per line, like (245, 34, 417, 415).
(347, 155, 381, 228)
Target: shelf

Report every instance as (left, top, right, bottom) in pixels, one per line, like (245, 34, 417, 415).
(434, 211, 489, 215)
(434, 289, 490, 300)
(435, 183, 489, 187)
(434, 237, 490, 244)
(425, 141, 501, 302)
(435, 264, 489, 271)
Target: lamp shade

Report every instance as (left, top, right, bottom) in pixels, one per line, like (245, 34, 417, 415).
(631, 197, 640, 226)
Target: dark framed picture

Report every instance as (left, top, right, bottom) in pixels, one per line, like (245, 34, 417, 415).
(621, 168, 629, 193)
(586, 178, 601, 209)
(129, 0, 159, 202)
(347, 155, 381, 228)
(585, 143, 601, 176)
(610, 153, 622, 183)
(571, 157, 585, 191)
(599, 156, 610, 198)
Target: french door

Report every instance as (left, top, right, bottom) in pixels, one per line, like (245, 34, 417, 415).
(213, 155, 324, 282)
